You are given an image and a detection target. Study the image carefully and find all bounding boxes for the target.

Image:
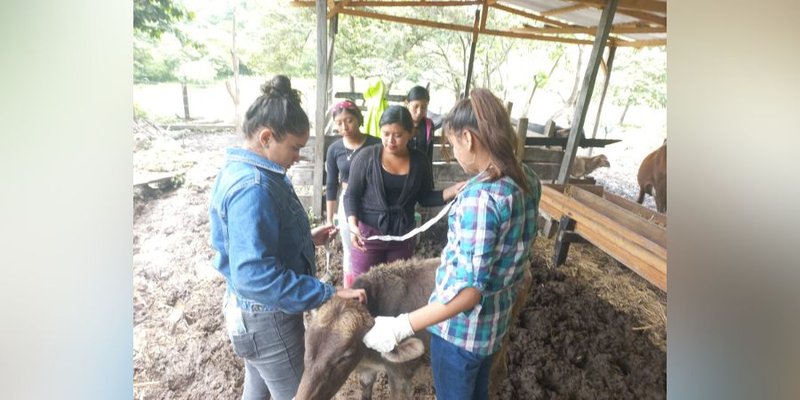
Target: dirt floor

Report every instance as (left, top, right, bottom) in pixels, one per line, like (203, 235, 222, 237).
(132, 123, 666, 399)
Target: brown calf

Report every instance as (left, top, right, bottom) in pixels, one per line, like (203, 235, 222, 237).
(296, 258, 438, 400)
(296, 257, 534, 400)
(570, 154, 611, 178)
(637, 143, 667, 213)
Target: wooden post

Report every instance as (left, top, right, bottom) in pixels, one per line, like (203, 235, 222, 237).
(556, 0, 619, 184)
(181, 80, 190, 120)
(463, 9, 480, 99)
(544, 119, 557, 138)
(543, 119, 557, 151)
(313, 0, 328, 218)
(552, 215, 588, 267)
(324, 15, 337, 137)
(553, 215, 575, 266)
(588, 45, 616, 157)
(516, 117, 528, 160)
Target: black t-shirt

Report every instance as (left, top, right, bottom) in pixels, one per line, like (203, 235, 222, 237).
(325, 136, 381, 200)
(381, 168, 406, 206)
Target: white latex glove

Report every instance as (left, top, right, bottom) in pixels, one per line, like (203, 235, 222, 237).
(362, 313, 414, 353)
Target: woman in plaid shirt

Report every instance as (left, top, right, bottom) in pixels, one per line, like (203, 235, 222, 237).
(362, 88, 541, 400)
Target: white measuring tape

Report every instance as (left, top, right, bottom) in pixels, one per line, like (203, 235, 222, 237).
(364, 200, 455, 242)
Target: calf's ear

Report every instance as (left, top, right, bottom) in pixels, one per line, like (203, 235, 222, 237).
(380, 338, 425, 363)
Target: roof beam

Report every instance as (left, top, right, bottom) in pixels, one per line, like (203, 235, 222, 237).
(615, 38, 665, 47)
(293, 0, 484, 7)
(567, 0, 665, 14)
(617, 9, 666, 26)
(338, 7, 597, 45)
(540, 4, 593, 16)
(337, 7, 476, 33)
(481, 28, 594, 45)
(298, 2, 665, 47)
(517, 24, 665, 35)
(479, 0, 489, 31)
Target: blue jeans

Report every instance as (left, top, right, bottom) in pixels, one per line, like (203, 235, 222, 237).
(225, 300, 305, 400)
(430, 334, 494, 400)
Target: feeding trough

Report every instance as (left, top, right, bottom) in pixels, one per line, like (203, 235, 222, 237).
(540, 184, 667, 292)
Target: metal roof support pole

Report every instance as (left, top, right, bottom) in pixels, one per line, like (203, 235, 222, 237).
(556, 0, 619, 184)
(588, 44, 617, 157)
(463, 8, 480, 99)
(313, 0, 328, 217)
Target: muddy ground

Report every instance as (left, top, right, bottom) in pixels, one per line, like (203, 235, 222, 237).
(133, 124, 666, 399)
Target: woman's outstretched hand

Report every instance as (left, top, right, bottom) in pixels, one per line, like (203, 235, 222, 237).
(336, 287, 367, 304)
(350, 224, 366, 251)
(311, 224, 338, 246)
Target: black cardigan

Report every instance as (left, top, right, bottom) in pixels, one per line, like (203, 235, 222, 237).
(343, 144, 445, 236)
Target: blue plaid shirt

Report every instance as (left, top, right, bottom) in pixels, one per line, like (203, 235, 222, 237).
(427, 165, 540, 355)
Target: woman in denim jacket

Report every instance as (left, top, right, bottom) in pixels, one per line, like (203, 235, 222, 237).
(209, 75, 366, 400)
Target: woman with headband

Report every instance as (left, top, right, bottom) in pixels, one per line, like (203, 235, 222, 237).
(325, 100, 381, 287)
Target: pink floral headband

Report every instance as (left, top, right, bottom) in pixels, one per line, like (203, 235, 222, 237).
(330, 100, 358, 112)
(330, 100, 363, 121)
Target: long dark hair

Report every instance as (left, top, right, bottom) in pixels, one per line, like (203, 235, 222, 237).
(441, 88, 531, 193)
(378, 105, 414, 133)
(242, 75, 310, 141)
(405, 86, 430, 103)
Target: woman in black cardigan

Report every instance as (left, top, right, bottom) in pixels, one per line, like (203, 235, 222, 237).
(344, 105, 464, 279)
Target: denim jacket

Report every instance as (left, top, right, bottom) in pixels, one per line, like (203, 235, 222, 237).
(209, 148, 334, 314)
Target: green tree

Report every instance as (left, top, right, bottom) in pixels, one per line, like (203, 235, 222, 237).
(247, 5, 317, 78)
(334, 12, 430, 85)
(133, 36, 182, 83)
(521, 43, 565, 118)
(611, 47, 666, 126)
(134, 0, 194, 39)
(133, 0, 196, 83)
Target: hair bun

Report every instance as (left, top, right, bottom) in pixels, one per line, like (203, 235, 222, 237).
(260, 75, 301, 104)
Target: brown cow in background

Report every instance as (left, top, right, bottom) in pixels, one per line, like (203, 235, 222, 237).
(637, 142, 667, 213)
(570, 154, 611, 179)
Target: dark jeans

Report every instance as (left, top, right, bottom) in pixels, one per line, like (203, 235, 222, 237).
(225, 300, 305, 400)
(350, 222, 415, 280)
(430, 333, 494, 400)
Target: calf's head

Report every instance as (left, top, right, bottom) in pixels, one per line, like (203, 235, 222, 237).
(295, 297, 426, 400)
(596, 154, 611, 168)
